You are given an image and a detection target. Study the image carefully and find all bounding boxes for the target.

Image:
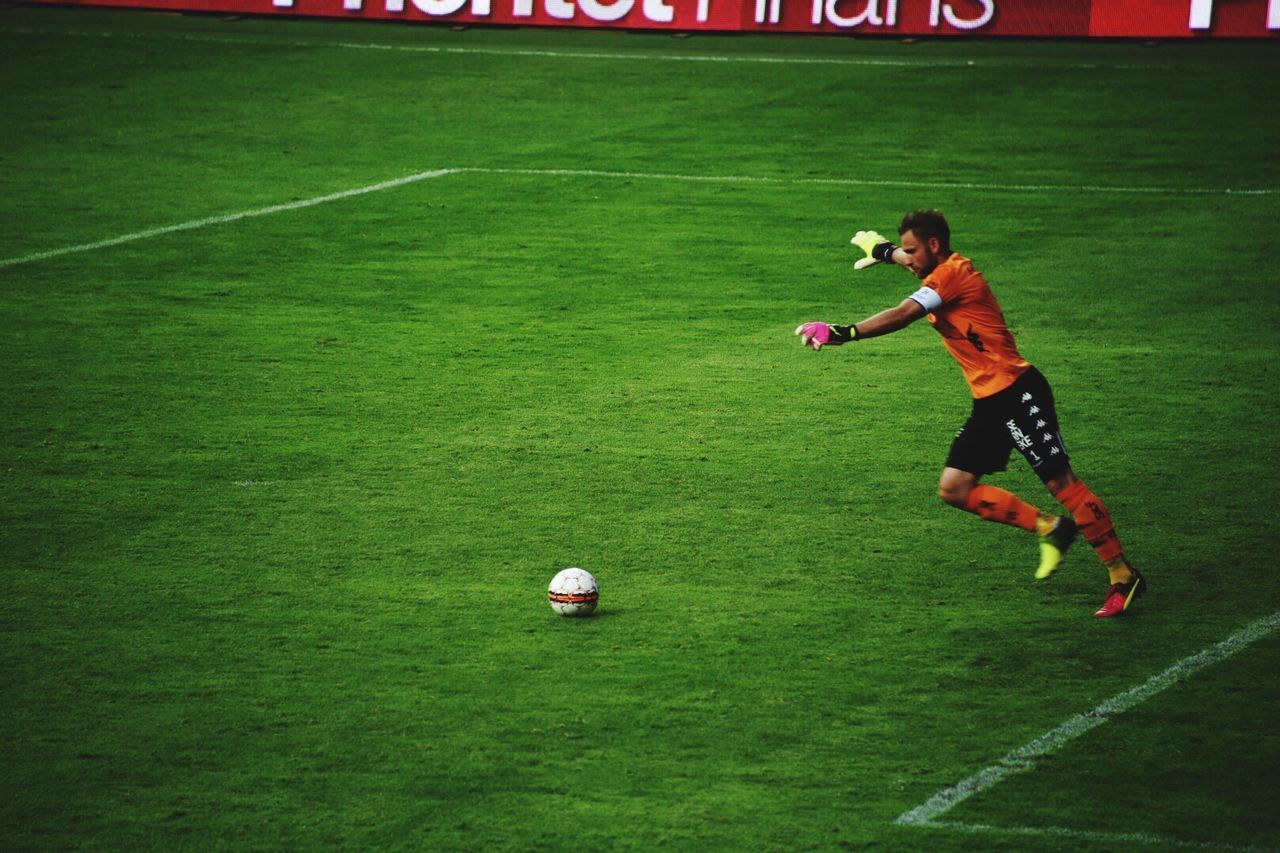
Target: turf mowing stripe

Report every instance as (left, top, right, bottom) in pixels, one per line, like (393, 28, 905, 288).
(0, 168, 458, 269)
(8, 27, 1173, 70)
(896, 609, 1280, 845)
(465, 166, 1277, 196)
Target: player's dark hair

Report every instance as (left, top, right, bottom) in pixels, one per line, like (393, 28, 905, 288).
(899, 209, 951, 254)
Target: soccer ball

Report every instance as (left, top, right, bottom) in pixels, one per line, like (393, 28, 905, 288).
(548, 568, 599, 617)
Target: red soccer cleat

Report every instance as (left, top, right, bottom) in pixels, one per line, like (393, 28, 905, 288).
(1094, 570, 1146, 618)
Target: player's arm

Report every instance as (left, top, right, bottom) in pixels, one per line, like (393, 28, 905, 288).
(850, 297, 927, 339)
(795, 298, 926, 349)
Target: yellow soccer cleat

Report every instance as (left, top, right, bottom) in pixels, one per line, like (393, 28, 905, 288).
(1035, 516, 1078, 579)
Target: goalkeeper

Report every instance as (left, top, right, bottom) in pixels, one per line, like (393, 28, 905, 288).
(796, 210, 1145, 618)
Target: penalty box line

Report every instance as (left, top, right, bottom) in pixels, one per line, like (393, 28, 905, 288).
(1, 165, 1274, 270)
(467, 166, 1277, 196)
(896, 609, 1280, 850)
(0, 168, 460, 270)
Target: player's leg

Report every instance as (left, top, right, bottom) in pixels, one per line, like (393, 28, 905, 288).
(938, 466, 1055, 535)
(1044, 467, 1145, 617)
(984, 366, 1082, 579)
(1010, 367, 1145, 617)
(941, 392, 1058, 537)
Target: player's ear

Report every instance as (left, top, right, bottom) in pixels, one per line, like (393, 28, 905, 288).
(927, 236, 942, 254)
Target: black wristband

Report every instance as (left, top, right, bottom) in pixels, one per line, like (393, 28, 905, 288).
(872, 241, 898, 263)
(830, 324, 858, 343)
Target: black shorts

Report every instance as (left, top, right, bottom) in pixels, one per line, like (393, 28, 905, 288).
(945, 366, 1071, 484)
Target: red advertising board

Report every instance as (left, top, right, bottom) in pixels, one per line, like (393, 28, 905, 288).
(26, 0, 1280, 36)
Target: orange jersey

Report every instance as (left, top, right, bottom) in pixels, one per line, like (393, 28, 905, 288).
(913, 253, 1030, 399)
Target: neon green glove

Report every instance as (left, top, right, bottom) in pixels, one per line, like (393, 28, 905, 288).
(851, 230, 897, 270)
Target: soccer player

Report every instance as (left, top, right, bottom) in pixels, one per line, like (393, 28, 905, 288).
(795, 210, 1145, 618)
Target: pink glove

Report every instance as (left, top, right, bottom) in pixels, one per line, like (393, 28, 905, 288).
(795, 322, 833, 350)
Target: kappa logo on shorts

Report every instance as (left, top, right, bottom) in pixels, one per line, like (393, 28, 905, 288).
(1036, 419, 1047, 429)
(1021, 392, 1033, 403)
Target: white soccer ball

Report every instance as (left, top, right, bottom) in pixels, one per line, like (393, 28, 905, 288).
(548, 567, 599, 617)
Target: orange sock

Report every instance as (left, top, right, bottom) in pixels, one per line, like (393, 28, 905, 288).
(964, 485, 1042, 533)
(1054, 480, 1126, 566)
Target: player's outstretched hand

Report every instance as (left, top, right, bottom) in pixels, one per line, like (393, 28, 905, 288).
(851, 230, 889, 270)
(796, 322, 832, 350)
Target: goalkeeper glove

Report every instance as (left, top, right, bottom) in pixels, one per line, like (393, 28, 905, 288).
(851, 230, 899, 270)
(795, 322, 857, 351)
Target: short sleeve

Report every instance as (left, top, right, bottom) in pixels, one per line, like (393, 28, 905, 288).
(923, 260, 963, 305)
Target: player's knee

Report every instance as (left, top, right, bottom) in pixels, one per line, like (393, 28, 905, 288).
(938, 481, 970, 508)
(1043, 467, 1078, 499)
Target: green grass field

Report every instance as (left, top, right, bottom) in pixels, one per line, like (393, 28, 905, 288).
(3, 6, 1279, 849)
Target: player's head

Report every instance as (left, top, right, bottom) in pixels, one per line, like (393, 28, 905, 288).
(898, 209, 952, 280)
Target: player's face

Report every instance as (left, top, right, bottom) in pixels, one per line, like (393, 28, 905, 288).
(900, 229, 940, 280)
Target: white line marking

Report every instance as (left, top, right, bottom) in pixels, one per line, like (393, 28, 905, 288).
(897, 609, 1280, 846)
(2, 165, 1273, 269)
(328, 40, 1171, 70)
(925, 819, 1275, 852)
(0, 168, 458, 269)
(8, 26, 1173, 70)
(465, 166, 1277, 195)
